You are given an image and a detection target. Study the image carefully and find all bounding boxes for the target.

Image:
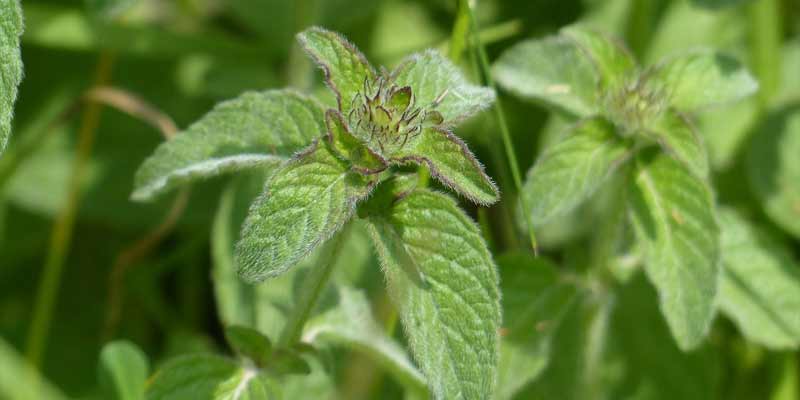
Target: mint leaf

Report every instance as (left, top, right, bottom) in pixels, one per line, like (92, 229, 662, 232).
(236, 142, 373, 282)
(146, 354, 279, 400)
(225, 326, 273, 367)
(391, 126, 499, 205)
(653, 51, 758, 112)
(0, 338, 66, 400)
(99, 341, 149, 400)
(303, 287, 428, 397)
(133, 90, 324, 201)
(392, 50, 495, 125)
(325, 109, 387, 174)
(1, 0, 23, 154)
(628, 150, 720, 350)
(522, 117, 631, 226)
(297, 26, 375, 115)
(718, 209, 800, 348)
(562, 26, 636, 91)
(647, 109, 709, 178)
(493, 35, 598, 117)
(367, 189, 500, 399)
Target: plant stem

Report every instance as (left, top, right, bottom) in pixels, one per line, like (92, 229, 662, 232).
(278, 228, 347, 347)
(461, 0, 538, 254)
(749, 0, 782, 107)
(26, 53, 116, 367)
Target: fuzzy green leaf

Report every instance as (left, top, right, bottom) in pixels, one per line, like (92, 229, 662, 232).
(562, 26, 636, 91)
(647, 109, 709, 178)
(718, 209, 800, 349)
(391, 126, 498, 205)
(653, 51, 758, 112)
(325, 109, 387, 174)
(392, 50, 495, 125)
(303, 287, 428, 397)
(367, 189, 500, 400)
(225, 326, 273, 367)
(628, 150, 720, 350)
(297, 26, 375, 115)
(1, 0, 23, 155)
(236, 142, 373, 283)
(133, 90, 324, 201)
(493, 35, 598, 117)
(146, 354, 279, 400)
(99, 341, 149, 400)
(522, 117, 631, 226)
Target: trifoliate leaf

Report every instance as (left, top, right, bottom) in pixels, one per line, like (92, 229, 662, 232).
(647, 109, 709, 178)
(297, 26, 375, 115)
(303, 287, 428, 397)
(718, 209, 800, 349)
(493, 35, 598, 117)
(367, 189, 500, 400)
(225, 326, 273, 367)
(236, 142, 373, 282)
(562, 26, 636, 91)
(392, 50, 495, 125)
(146, 354, 279, 400)
(99, 341, 149, 400)
(1, 0, 23, 155)
(325, 109, 387, 174)
(522, 117, 631, 226)
(391, 126, 499, 205)
(628, 150, 720, 350)
(133, 90, 324, 201)
(652, 51, 758, 112)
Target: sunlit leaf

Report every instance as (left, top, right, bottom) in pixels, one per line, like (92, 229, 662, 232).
(562, 25, 636, 91)
(99, 341, 149, 400)
(0, 0, 23, 154)
(0, 339, 66, 400)
(647, 109, 709, 178)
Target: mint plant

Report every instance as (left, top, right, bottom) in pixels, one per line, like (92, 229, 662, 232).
(0, 0, 23, 154)
(493, 25, 758, 350)
(133, 27, 500, 399)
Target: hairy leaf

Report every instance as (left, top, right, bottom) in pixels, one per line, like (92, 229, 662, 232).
(653, 51, 758, 112)
(325, 109, 386, 174)
(236, 142, 372, 282)
(367, 189, 500, 400)
(392, 50, 495, 125)
(391, 126, 498, 205)
(297, 26, 375, 115)
(1, 0, 23, 154)
(523, 117, 630, 226)
(562, 26, 636, 91)
(133, 90, 324, 201)
(647, 109, 709, 178)
(718, 209, 800, 348)
(628, 150, 720, 350)
(146, 354, 279, 400)
(99, 341, 149, 400)
(303, 287, 428, 397)
(493, 35, 598, 117)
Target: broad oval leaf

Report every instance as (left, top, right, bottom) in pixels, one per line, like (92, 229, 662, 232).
(1, 0, 23, 154)
(522, 117, 631, 226)
(146, 354, 279, 400)
(392, 49, 495, 125)
(235, 142, 373, 282)
(493, 35, 598, 117)
(391, 126, 499, 205)
(367, 189, 500, 400)
(628, 150, 720, 350)
(133, 89, 324, 201)
(652, 51, 758, 112)
(99, 341, 149, 400)
(718, 209, 800, 349)
(647, 109, 709, 178)
(561, 26, 636, 91)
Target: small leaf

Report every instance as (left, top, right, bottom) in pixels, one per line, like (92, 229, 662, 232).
(1, 0, 24, 155)
(235, 142, 373, 282)
(718, 209, 800, 349)
(628, 149, 720, 350)
(493, 35, 598, 117)
(647, 109, 709, 178)
(225, 326, 272, 367)
(522, 117, 631, 226)
(562, 26, 636, 91)
(146, 354, 279, 400)
(367, 189, 500, 400)
(268, 349, 311, 376)
(133, 90, 324, 201)
(391, 126, 499, 205)
(297, 26, 375, 115)
(392, 49, 495, 125)
(303, 286, 428, 397)
(325, 109, 387, 174)
(652, 51, 758, 112)
(99, 341, 149, 400)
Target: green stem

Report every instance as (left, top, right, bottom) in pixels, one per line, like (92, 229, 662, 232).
(749, 0, 782, 107)
(278, 228, 347, 347)
(462, 0, 538, 254)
